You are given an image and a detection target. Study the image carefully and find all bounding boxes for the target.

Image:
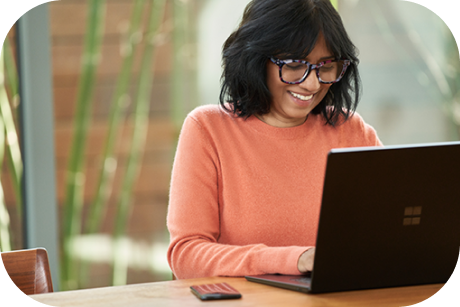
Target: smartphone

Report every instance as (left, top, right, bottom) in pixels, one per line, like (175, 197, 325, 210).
(190, 282, 242, 301)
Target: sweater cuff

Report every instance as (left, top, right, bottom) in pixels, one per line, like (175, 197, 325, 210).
(258, 246, 313, 275)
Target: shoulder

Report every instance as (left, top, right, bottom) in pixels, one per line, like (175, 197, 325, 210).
(179, 104, 242, 142)
(185, 104, 240, 130)
(346, 112, 377, 135)
(341, 112, 369, 131)
(177, 104, 247, 155)
(325, 110, 382, 147)
(341, 112, 383, 146)
(187, 104, 232, 123)
(176, 105, 228, 153)
(188, 104, 221, 117)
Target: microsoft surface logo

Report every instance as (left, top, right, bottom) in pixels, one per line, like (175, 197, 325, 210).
(403, 206, 422, 226)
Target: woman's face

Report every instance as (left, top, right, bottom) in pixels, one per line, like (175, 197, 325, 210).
(262, 33, 334, 128)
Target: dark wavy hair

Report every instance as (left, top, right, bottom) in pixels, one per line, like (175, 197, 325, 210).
(219, 0, 361, 126)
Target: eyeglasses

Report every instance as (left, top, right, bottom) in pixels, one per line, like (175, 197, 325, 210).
(270, 57, 350, 85)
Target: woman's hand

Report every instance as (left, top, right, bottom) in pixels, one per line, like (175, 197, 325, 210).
(297, 247, 316, 273)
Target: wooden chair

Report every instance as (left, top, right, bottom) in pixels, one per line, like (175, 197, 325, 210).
(1, 248, 53, 295)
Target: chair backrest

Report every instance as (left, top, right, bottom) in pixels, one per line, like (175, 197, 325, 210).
(1, 248, 53, 295)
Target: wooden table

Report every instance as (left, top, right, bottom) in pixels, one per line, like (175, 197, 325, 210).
(30, 277, 443, 307)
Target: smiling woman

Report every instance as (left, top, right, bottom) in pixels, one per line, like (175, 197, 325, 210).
(262, 34, 340, 127)
(167, 0, 382, 280)
(219, 0, 361, 127)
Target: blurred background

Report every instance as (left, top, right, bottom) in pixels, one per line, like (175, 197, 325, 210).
(0, 0, 459, 291)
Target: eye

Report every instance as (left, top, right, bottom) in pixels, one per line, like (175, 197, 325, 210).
(320, 62, 337, 71)
(285, 63, 306, 71)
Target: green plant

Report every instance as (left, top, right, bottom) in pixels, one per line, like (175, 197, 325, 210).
(63, 0, 169, 290)
(85, 0, 145, 240)
(0, 50, 10, 252)
(78, 0, 146, 288)
(0, 51, 11, 251)
(0, 38, 23, 253)
(61, 0, 107, 291)
(112, 0, 167, 286)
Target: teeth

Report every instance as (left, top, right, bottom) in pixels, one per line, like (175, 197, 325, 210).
(289, 91, 313, 101)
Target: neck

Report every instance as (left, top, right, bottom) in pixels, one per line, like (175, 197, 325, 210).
(256, 114, 308, 128)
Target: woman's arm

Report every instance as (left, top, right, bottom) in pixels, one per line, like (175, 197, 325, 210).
(167, 113, 309, 279)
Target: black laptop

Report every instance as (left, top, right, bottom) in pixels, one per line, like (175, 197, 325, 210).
(246, 141, 460, 294)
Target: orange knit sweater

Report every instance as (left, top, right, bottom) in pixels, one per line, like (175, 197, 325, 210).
(167, 104, 382, 279)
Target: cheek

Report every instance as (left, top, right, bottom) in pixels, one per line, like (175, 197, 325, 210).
(267, 71, 284, 98)
(316, 84, 332, 100)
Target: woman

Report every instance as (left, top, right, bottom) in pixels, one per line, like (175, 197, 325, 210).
(167, 0, 382, 279)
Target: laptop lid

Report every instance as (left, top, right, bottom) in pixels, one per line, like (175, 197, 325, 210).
(246, 141, 460, 294)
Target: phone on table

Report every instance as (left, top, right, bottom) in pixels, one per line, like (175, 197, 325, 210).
(190, 282, 242, 301)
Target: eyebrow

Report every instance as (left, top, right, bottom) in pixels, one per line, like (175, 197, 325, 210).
(318, 55, 335, 61)
(301, 55, 335, 63)
(280, 55, 336, 62)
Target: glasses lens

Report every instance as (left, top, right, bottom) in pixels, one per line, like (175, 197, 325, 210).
(318, 60, 345, 82)
(280, 60, 347, 83)
(281, 62, 309, 83)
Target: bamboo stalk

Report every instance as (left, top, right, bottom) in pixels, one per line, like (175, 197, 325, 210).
(61, 0, 106, 291)
(86, 0, 145, 239)
(1, 39, 21, 251)
(112, 0, 166, 286)
(0, 45, 22, 220)
(0, 49, 12, 252)
(3, 37, 19, 121)
(0, 116, 11, 252)
(0, 184, 11, 252)
(79, 0, 145, 288)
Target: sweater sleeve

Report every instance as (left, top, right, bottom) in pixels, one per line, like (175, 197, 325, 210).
(167, 114, 309, 279)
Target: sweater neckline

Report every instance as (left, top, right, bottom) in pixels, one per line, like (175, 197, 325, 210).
(244, 113, 317, 139)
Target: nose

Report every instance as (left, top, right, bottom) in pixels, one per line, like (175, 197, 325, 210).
(299, 69, 321, 92)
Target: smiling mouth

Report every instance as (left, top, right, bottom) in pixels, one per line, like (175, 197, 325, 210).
(289, 91, 313, 101)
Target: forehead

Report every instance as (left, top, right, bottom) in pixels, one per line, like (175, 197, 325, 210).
(278, 32, 335, 62)
(304, 34, 334, 62)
